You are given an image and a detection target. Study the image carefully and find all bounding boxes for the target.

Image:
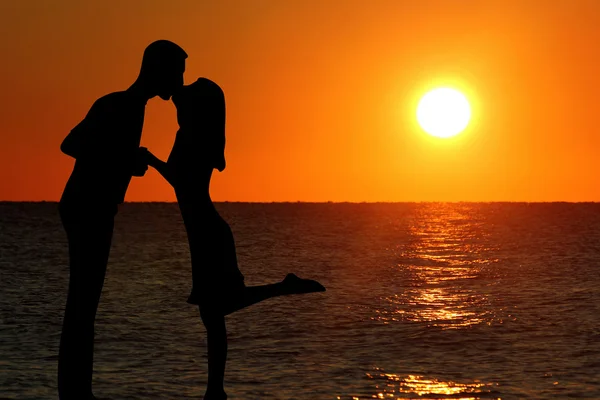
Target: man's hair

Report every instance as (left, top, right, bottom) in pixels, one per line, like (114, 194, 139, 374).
(140, 40, 187, 75)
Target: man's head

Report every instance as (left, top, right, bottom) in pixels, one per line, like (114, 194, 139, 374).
(139, 40, 187, 100)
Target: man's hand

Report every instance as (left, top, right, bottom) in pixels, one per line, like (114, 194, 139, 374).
(132, 147, 150, 177)
(137, 147, 175, 187)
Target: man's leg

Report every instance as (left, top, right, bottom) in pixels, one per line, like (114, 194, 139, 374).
(58, 225, 83, 399)
(58, 211, 114, 399)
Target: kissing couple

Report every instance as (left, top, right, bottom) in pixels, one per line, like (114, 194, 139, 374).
(57, 39, 326, 400)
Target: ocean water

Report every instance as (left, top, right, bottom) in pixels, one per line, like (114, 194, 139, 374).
(1, 202, 600, 399)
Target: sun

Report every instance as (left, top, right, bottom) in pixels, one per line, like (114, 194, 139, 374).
(416, 88, 471, 138)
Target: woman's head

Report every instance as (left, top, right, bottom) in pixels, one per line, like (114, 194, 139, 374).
(171, 78, 227, 171)
(173, 78, 225, 129)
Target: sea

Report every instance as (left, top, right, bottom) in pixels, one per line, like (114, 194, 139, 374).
(1, 202, 599, 399)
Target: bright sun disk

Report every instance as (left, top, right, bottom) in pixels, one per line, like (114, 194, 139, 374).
(416, 88, 471, 138)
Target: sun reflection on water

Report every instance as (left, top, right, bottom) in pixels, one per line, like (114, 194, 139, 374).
(376, 285, 492, 328)
(337, 368, 499, 399)
(382, 373, 489, 397)
(375, 204, 502, 329)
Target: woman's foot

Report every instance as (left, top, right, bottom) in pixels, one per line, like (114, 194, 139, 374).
(282, 273, 326, 294)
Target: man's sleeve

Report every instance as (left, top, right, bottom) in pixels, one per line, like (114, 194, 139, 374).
(60, 98, 106, 159)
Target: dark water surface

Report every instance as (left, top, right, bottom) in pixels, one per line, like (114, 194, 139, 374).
(1, 202, 599, 399)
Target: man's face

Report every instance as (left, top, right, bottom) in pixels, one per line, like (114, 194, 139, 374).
(156, 59, 185, 100)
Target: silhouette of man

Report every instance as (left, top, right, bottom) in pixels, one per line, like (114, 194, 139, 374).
(57, 40, 187, 400)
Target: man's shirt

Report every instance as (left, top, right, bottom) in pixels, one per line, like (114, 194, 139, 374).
(60, 90, 147, 212)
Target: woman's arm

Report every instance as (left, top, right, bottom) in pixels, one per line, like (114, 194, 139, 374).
(143, 148, 177, 187)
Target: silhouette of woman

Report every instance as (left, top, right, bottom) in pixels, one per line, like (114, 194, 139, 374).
(144, 78, 325, 400)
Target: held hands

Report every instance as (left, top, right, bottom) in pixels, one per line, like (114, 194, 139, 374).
(141, 146, 161, 167)
(132, 147, 150, 177)
(132, 146, 168, 181)
(136, 146, 174, 186)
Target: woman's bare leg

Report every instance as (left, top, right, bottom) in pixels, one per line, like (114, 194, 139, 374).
(223, 273, 325, 315)
(197, 273, 324, 398)
(200, 307, 228, 400)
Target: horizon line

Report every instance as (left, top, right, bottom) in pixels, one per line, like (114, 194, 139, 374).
(1, 200, 600, 204)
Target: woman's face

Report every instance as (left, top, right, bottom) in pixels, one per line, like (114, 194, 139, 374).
(173, 91, 194, 125)
(173, 81, 223, 130)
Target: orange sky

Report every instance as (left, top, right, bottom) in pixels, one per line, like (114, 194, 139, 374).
(1, 0, 600, 202)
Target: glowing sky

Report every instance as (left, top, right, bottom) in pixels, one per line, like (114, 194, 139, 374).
(2, 0, 600, 202)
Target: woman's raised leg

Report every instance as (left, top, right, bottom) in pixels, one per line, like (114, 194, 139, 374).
(223, 273, 325, 315)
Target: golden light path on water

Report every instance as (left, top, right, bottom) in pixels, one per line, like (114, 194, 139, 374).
(365, 370, 495, 399)
(349, 204, 504, 399)
(337, 368, 498, 400)
(373, 203, 502, 330)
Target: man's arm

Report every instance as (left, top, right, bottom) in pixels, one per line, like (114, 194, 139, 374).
(60, 131, 78, 158)
(60, 119, 89, 159)
(60, 99, 104, 159)
(64, 96, 147, 178)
